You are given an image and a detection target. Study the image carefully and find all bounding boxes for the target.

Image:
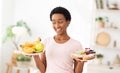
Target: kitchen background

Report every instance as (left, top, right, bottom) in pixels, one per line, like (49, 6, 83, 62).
(0, 0, 120, 73)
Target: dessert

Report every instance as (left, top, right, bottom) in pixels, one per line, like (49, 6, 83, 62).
(71, 48, 96, 61)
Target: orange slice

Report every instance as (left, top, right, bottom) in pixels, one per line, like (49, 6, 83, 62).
(22, 47, 34, 54)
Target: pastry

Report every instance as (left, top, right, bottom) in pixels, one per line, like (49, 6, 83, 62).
(71, 48, 96, 61)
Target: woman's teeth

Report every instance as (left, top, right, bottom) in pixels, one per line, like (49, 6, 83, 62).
(56, 28, 61, 32)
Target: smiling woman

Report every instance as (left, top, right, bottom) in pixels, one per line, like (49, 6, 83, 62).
(2, 0, 94, 73)
(33, 6, 87, 73)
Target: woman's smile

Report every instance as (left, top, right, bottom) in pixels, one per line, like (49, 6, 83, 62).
(55, 28, 62, 33)
(51, 14, 69, 35)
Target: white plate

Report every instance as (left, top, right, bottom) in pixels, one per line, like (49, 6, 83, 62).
(71, 53, 95, 61)
(71, 53, 83, 58)
(79, 60, 88, 62)
(21, 52, 42, 56)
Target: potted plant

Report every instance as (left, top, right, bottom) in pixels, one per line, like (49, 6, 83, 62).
(95, 16, 105, 28)
(96, 53, 103, 58)
(96, 53, 104, 64)
(16, 54, 32, 67)
(2, 20, 32, 50)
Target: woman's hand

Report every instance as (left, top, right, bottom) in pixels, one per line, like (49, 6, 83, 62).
(33, 53, 46, 73)
(72, 54, 96, 62)
(74, 57, 85, 73)
(73, 57, 87, 62)
(33, 54, 39, 58)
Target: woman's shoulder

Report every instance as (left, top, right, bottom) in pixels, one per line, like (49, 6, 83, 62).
(44, 37, 53, 41)
(70, 38, 83, 51)
(70, 38, 82, 45)
(42, 37, 53, 44)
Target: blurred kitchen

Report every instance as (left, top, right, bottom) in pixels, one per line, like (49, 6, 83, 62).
(0, 0, 120, 73)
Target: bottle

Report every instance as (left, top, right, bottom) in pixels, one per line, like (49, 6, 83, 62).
(113, 54, 120, 65)
(113, 40, 116, 48)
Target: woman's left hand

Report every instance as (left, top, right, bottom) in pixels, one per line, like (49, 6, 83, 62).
(72, 54, 96, 62)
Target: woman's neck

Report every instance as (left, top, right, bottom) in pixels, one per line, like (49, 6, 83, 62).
(54, 34, 70, 43)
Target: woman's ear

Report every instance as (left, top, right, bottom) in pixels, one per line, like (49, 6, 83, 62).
(67, 21, 70, 26)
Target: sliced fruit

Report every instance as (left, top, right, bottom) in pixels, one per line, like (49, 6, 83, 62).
(22, 47, 34, 54)
(34, 43, 44, 52)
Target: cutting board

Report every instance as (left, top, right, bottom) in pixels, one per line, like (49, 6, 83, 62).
(96, 32, 111, 46)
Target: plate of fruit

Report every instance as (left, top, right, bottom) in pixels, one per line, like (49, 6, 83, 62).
(20, 38, 44, 55)
(71, 48, 96, 61)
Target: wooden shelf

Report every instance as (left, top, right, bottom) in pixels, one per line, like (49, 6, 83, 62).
(92, 45, 120, 50)
(95, 28, 120, 32)
(96, 9, 120, 13)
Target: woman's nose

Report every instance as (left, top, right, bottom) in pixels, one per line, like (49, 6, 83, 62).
(55, 23, 60, 28)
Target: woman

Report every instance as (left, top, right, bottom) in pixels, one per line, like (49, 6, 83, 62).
(34, 6, 85, 73)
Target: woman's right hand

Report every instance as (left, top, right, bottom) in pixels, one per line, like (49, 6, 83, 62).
(34, 54, 39, 58)
(33, 55, 40, 61)
(33, 52, 46, 73)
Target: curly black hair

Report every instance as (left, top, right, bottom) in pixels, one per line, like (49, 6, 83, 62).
(50, 6, 71, 21)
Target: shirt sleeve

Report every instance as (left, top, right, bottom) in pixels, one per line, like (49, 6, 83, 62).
(41, 37, 50, 52)
(74, 41, 83, 52)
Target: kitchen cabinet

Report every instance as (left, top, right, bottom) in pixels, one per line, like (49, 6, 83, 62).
(92, 0, 120, 48)
(92, 9, 120, 49)
(87, 63, 120, 73)
(91, 0, 120, 65)
(92, 0, 120, 50)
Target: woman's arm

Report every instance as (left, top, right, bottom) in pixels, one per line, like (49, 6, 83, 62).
(74, 60, 84, 73)
(33, 51, 46, 73)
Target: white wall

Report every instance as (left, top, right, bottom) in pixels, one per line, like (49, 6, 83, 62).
(0, 0, 2, 72)
(14, 0, 94, 47)
(1, 0, 15, 73)
(1, 0, 94, 73)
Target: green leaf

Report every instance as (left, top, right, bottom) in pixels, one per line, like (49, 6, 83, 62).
(96, 17, 103, 22)
(2, 25, 15, 43)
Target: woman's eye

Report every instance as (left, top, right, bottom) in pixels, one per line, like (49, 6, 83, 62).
(52, 20, 64, 24)
(52, 22, 56, 24)
(58, 21, 63, 24)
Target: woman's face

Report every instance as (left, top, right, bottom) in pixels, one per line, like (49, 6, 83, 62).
(51, 13, 70, 35)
